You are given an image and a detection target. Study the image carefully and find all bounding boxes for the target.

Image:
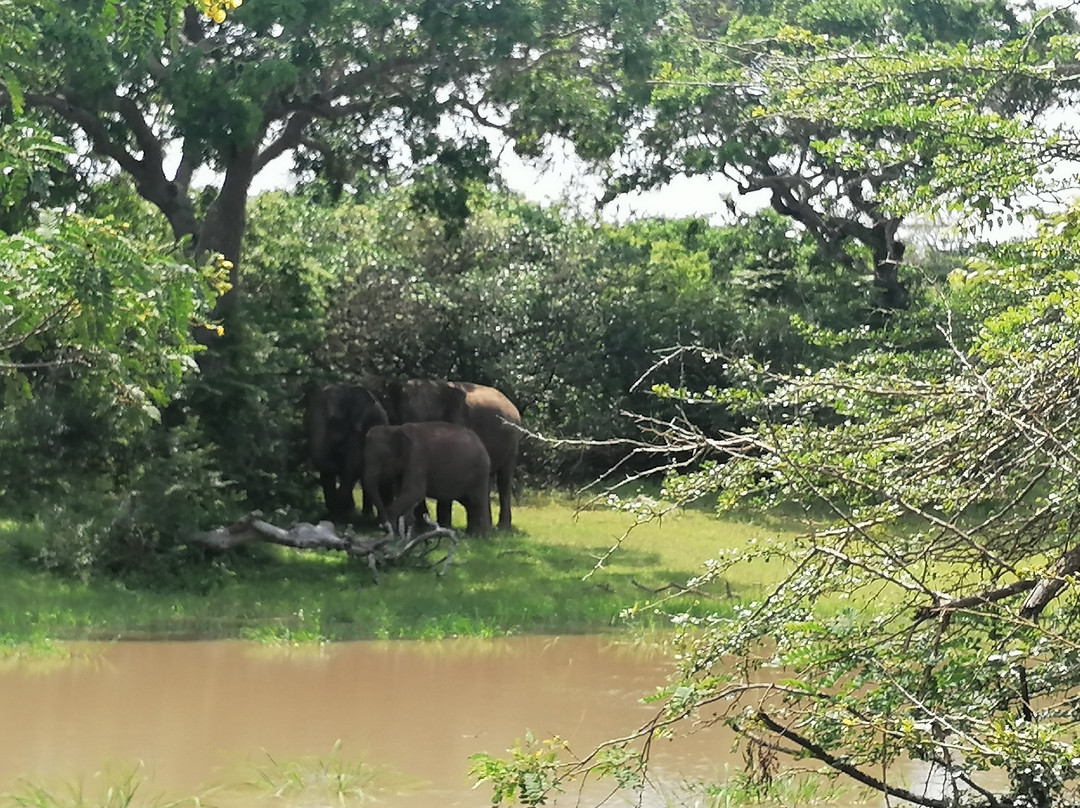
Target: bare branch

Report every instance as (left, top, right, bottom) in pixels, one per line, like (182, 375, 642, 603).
(755, 711, 948, 808)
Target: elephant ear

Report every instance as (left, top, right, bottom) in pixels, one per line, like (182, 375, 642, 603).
(345, 386, 382, 432)
(439, 385, 468, 424)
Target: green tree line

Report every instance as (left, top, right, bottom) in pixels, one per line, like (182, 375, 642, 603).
(0, 170, 871, 576)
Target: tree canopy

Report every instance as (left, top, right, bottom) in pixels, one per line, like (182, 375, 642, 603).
(507, 0, 1080, 310)
(0, 0, 666, 318)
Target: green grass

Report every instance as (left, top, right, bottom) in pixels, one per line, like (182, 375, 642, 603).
(0, 765, 194, 808)
(236, 741, 414, 804)
(693, 768, 851, 808)
(0, 491, 799, 643)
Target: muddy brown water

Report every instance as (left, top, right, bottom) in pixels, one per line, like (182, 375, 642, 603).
(0, 636, 981, 807)
(0, 636, 740, 808)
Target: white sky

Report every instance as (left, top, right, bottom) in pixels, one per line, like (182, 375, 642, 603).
(241, 127, 1072, 244)
(246, 134, 770, 225)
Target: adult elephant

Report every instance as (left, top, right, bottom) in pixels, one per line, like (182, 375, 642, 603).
(384, 380, 521, 530)
(363, 422, 492, 536)
(303, 383, 388, 521)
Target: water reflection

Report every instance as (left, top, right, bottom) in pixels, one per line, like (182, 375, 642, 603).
(0, 636, 730, 807)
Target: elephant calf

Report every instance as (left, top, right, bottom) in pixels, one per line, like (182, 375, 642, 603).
(363, 422, 493, 536)
(384, 379, 521, 530)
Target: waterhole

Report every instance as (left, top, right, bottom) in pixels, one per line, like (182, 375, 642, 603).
(0, 636, 742, 807)
(0, 635, 964, 807)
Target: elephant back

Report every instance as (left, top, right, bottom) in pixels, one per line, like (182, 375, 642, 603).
(384, 379, 468, 426)
(449, 381, 522, 462)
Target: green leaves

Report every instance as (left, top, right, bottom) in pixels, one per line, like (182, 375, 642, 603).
(608, 197, 1080, 808)
(469, 732, 570, 807)
(0, 121, 71, 233)
(0, 212, 208, 419)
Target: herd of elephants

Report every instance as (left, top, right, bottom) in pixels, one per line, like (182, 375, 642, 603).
(304, 379, 522, 536)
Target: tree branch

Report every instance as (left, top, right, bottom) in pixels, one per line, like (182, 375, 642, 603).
(913, 579, 1038, 623)
(254, 111, 314, 174)
(1020, 544, 1080, 622)
(189, 513, 459, 576)
(755, 711, 948, 808)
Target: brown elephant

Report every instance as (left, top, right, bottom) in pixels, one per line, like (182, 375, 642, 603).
(362, 422, 492, 536)
(303, 383, 389, 521)
(384, 380, 521, 530)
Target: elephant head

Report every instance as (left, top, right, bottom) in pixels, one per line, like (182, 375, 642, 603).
(304, 383, 388, 520)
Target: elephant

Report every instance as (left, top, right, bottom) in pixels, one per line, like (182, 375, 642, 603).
(303, 383, 389, 521)
(362, 422, 492, 536)
(383, 379, 521, 530)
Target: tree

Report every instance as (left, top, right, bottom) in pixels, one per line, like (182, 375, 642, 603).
(473, 207, 1080, 808)
(0, 120, 223, 562)
(0, 0, 664, 327)
(506, 0, 1080, 310)
(468, 4, 1080, 802)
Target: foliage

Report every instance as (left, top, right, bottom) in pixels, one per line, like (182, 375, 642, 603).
(0, 120, 72, 234)
(0, 201, 216, 524)
(247, 188, 859, 484)
(245, 742, 388, 803)
(509, 0, 1080, 308)
(11, 419, 243, 582)
(1, 0, 663, 272)
(469, 732, 571, 807)
(474, 203, 1080, 807)
(0, 212, 211, 416)
(0, 129, 221, 579)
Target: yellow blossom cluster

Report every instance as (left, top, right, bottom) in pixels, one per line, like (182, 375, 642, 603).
(197, 0, 242, 24)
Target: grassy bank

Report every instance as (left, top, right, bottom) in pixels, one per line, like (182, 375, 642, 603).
(0, 493, 797, 643)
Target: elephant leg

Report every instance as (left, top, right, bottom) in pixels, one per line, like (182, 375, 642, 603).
(464, 490, 492, 534)
(386, 475, 426, 537)
(495, 464, 514, 529)
(361, 471, 392, 529)
(435, 500, 453, 528)
(319, 471, 342, 516)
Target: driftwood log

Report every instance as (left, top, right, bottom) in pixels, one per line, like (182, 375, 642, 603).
(189, 513, 458, 577)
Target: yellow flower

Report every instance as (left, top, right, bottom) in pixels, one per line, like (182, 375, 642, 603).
(199, 0, 243, 22)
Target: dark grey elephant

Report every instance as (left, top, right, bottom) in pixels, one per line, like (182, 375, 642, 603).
(304, 383, 388, 520)
(384, 380, 521, 530)
(362, 422, 492, 536)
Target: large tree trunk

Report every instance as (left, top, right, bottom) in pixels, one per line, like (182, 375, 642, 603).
(195, 147, 256, 326)
(870, 221, 909, 310)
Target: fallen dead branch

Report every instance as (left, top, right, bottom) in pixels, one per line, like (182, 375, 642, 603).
(189, 512, 458, 577)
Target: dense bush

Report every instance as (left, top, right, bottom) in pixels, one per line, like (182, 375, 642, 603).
(274, 187, 868, 482)
(0, 176, 883, 579)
